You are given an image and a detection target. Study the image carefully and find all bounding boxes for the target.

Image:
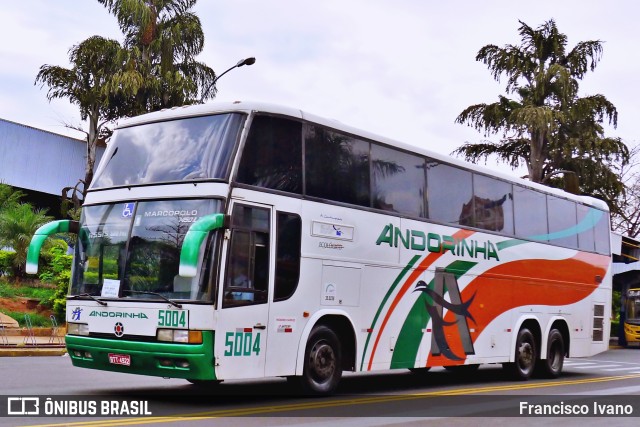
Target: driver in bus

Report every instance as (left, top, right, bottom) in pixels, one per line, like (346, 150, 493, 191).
(226, 257, 254, 303)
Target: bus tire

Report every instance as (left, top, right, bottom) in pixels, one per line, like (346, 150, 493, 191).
(504, 327, 536, 380)
(300, 325, 342, 395)
(536, 328, 564, 378)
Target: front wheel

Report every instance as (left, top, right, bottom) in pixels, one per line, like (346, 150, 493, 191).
(504, 327, 536, 380)
(298, 325, 342, 395)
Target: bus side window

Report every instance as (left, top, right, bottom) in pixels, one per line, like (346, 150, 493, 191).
(274, 212, 301, 301)
(223, 205, 270, 307)
(236, 115, 303, 194)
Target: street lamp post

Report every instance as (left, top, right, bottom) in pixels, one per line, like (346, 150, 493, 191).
(200, 57, 256, 102)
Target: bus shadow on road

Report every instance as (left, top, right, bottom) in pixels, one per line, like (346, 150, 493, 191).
(87, 364, 593, 410)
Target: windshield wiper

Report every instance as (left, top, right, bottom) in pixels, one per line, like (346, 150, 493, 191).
(123, 290, 182, 308)
(67, 293, 108, 306)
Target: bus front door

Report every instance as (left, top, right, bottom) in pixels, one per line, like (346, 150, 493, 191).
(215, 202, 272, 380)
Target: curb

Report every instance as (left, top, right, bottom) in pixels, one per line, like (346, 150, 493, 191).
(0, 348, 67, 357)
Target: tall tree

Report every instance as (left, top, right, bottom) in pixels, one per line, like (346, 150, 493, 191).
(612, 145, 640, 238)
(454, 19, 628, 204)
(35, 36, 142, 198)
(98, 0, 217, 113)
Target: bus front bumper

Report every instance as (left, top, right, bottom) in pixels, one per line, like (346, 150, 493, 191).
(624, 323, 640, 343)
(65, 331, 216, 380)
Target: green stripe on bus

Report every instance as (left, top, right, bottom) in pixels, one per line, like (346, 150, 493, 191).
(359, 254, 421, 371)
(390, 260, 477, 369)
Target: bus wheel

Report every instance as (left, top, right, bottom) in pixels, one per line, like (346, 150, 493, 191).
(536, 329, 564, 378)
(300, 325, 342, 395)
(504, 327, 536, 380)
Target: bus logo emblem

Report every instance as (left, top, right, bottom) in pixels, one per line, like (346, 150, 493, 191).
(114, 322, 125, 337)
(414, 267, 476, 361)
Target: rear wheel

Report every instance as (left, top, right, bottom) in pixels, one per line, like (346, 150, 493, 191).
(504, 327, 536, 380)
(299, 325, 342, 395)
(536, 328, 564, 378)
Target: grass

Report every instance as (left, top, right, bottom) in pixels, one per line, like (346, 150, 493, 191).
(0, 309, 52, 327)
(0, 281, 56, 300)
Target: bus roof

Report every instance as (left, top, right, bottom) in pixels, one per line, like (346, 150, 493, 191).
(116, 100, 609, 211)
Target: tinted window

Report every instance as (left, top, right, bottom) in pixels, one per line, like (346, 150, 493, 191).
(371, 144, 425, 217)
(275, 212, 301, 301)
(237, 115, 303, 193)
(92, 113, 244, 188)
(472, 175, 514, 234)
(577, 204, 596, 252)
(594, 210, 611, 255)
(427, 162, 472, 225)
(547, 195, 578, 249)
(305, 125, 370, 206)
(513, 185, 548, 240)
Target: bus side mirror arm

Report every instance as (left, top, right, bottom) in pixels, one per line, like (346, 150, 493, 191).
(26, 220, 79, 274)
(179, 213, 227, 278)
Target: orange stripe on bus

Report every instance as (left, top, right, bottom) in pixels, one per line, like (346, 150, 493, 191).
(426, 252, 610, 367)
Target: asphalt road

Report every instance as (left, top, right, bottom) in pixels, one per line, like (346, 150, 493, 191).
(1, 347, 640, 426)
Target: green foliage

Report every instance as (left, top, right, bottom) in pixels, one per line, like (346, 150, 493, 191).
(36, 35, 142, 192)
(0, 281, 55, 300)
(0, 204, 52, 277)
(612, 290, 621, 321)
(38, 240, 72, 320)
(98, 0, 216, 113)
(0, 309, 52, 327)
(455, 19, 628, 209)
(0, 183, 25, 211)
(0, 251, 16, 277)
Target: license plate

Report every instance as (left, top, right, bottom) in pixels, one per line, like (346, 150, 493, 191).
(108, 353, 131, 366)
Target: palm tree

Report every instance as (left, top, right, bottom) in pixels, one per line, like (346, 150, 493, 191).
(454, 19, 628, 202)
(0, 204, 52, 277)
(98, 0, 217, 113)
(0, 184, 24, 212)
(35, 36, 141, 195)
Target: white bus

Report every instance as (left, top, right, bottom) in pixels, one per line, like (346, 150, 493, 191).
(27, 101, 612, 394)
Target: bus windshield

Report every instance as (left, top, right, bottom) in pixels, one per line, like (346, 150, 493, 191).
(627, 290, 640, 322)
(91, 113, 245, 188)
(71, 199, 221, 302)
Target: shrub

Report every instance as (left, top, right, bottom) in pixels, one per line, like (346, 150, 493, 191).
(38, 240, 72, 321)
(0, 251, 16, 277)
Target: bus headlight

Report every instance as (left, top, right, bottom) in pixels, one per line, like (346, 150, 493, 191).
(67, 323, 89, 336)
(156, 329, 202, 344)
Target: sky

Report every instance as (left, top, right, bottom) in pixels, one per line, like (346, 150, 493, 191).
(1, 1, 638, 180)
